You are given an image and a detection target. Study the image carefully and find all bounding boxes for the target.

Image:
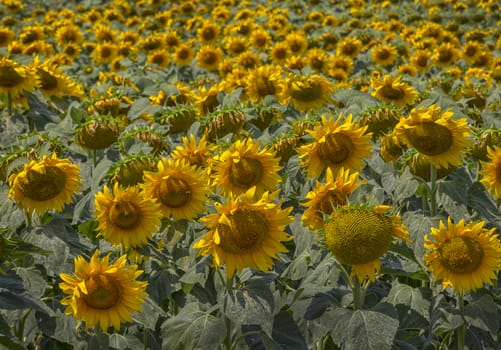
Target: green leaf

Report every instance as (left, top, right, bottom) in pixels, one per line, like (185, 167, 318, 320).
(430, 294, 464, 333)
(303, 289, 345, 320)
(127, 97, 162, 120)
(393, 168, 420, 202)
(88, 332, 110, 350)
(109, 334, 129, 350)
(271, 310, 308, 349)
(402, 212, 441, 266)
(0, 312, 25, 350)
(160, 303, 226, 350)
(383, 281, 431, 329)
(467, 182, 501, 227)
(222, 279, 275, 335)
(331, 307, 399, 350)
(464, 294, 499, 338)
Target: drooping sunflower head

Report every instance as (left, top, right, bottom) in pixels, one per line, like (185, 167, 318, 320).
(271, 133, 302, 164)
(118, 126, 169, 155)
(202, 106, 246, 141)
(379, 133, 407, 162)
(298, 113, 373, 179)
(358, 105, 402, 139)
(8, 153, 82, 215)
(323, 204, 409, 282)
(424, 217, 501, 294)
(282, 73, 335, 112)
(75, 116, 121, 151)
(470, 128, 501, 161)
(109, 154, 157, 188)
(210, 137, 282, 197)
(370, 74, 419, 108)
(59, 250, 148, 330)
(394, 105, 473, 169)
(94, 183, 162, 248)
(141, 158, 209, 220)
(301, 167, 364, 231)
(193, 188, 293, 279)
(479, 146, 501, 199)
(405, 151, 455, 181)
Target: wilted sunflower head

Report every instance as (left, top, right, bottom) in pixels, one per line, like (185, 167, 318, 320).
(405, 151, 455, 181)
(202, 106, 246, 141)
(109, 154, 157, 187)
(358, 105, 402, 139)
(394, 105, 473, 169)
(470, 128, 501, 161)
(75, 116, 121, 150)
(424, 217, 501, 294)
(323, 204, 409, 282)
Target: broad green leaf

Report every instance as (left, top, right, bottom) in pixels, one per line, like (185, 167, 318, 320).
(430, 294, 464, 333)
(303, 288, 346, 320)
(88, 332, 110, 350)
(0, 312, 25, 350)
(383, 281, 431, 328)
(331, 307, 399, 350)
(160, 303, 226, 350)
(402, 212, 441, 266)
(464, 294, 499, 338)
(394, 168, 420, 202)
(222, 279, 275, 335)
(467, 182, 501, 226)
(271, 310, 308, 349)
(127, 97, 162, 120)
(109, 334, 129, 350)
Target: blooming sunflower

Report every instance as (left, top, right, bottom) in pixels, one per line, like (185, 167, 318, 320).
(433, 42, 459, 68)
(0, 57, 39, 99)
(394, 105, 473, 169)
(479, 146, 501, 199)
(301, 168, 364, 231)
(210, 138, 282, 197)
(282, 73, 335, 112)
(59, 250, 148, 330)
(324, 205, 409, 282)
(424, 217, 501, 294)
(141, 158, 209, 220)
(8, 153, 82, 215)
(170, 134, 215, 169)
(298, 113, 373, 179)
(30, 57, 84, 99)
(94, 184, 162, 248)
(245, 65, 285, 103)
(336, 37, 363, 58)
(371, 44, 398, 66)
(193, 188, 293, 279)
(371, 74, 419, 108)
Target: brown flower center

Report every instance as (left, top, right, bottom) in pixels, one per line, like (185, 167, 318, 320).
(216, 209, 269, 253)
(289, 81, 322, 102)
(229, 157, 264, 189)
(406, 122, 453, 156)
(438, 236, 483, 273)
(109, 201, 140, 229)
(318, 133, 354, 166)
(158, 176, 191, 208)
(0, 65, 23, 88)
(379, 84, 404, 100)
(38, 69, 58, 90)
(255, 76, 276, 97)
(84, 274, 121, 310)
(21, 165, 67, 201)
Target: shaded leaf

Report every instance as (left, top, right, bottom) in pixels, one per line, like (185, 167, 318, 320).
(464, 294, 499, 338)
(271, 310, 308, 350)
(467, 182, 501, 228)
(383, 282, 431, 328)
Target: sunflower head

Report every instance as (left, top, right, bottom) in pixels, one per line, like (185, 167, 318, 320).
(471, 129, 501, 161)
(283, 73, 335, 112)
(324, 204, 409, 282)
(75, 116, 121, 150)
(119, 127, 169, 155)
(109, 154, 157, 187)
(479, 146, 501, 199)
(371, 74, 419, 108)
(271, 133, 302, 163)
(424, 217, 501, 294)
(358, 105, 402, 139)
(203, 106, 246, 141)
(406, 151, 455, 181)
(59, 250, 148, 330)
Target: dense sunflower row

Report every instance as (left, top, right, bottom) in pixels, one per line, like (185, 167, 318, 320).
(1, 0, 501, 348)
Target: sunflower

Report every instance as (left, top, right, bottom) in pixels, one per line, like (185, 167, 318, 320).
(282, 73, 335, 112)
(109, 154, 157, 188)
(91, 42, 118, 65)
(55, 25, 84, 46)
(0, 57, 39, 99)
(410, 49, 431, 73)
(210, 138, 282, 197)
(0, 27, 15, 47)
(371, 74, 419, 108)
(424, 217, 501, 294)
(59, 250, 148, 330)
(461, 41, 482, 64)
(196, 46, 223, 71)
(245, 65, 285, 103)
(479, 146, 501, 199)
(298, 113, 373, 179)
(270, 42, 290, 65)
(250, 27, 271, 50)
(394, 105, 473, 169)
(8, 153, 82, 215)
(336, 37, 363, 58)
(306, 48, 330, 73)
(285, 31, 308, 55)
(301, 168, 364, 231)
(30, 57, 84, 99)
(197, 21, 221, 45)
(224, 36, 248, 56)
(141, 158, 209, 220)
(170, 134, 215, 169)
(324, 205, 409, 282)
(371, 44, 398, 66)
(75, 117, 121, 150)
(432, 42, 459, 68)
(146, 50, 171, 67)
(94, 184, 162, 248)
(330, 55, 354, 75)
(173, 44, 195, 66)
(193, 188, 293, 279)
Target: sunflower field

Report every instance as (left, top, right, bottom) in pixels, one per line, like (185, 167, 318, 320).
(1, 0, 501, 349)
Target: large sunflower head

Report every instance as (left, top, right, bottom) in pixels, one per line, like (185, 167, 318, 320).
(244, 65, 285, 103)
(193, 188, 293, 279)
(8, 153, 82, 215)
(75, 116, 121, 151)
(324, 204, 409, 282)
(109, 154, 157, 188)
(432, 42, 459, 68)
(94, 183, 162, 248)
(479, 146, 501, 199)
(358, 105, 402, 139)
(141, 158, 209, 220)
(0, 56, 39, 99)
(282, 73, 335, 112)
(370, 74, 419, 108)
(301, 168, 364, 231)
(30, 57, 84, 99)
(394, 105, 473, 169)
(210, 137, 282, 197)
(298, 113, 373, 179)
(170, 134, 215, 169)
(59, 250, 148, 330)
(424, 217, 501, 294)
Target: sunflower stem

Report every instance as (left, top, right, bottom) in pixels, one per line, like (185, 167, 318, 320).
(7, 91, 12, 115)
(429, 163, 438, 217)
(24, 211, 33, 229)
(351, 277, 365, 310)
(457, 292, 465, 350)
(224, 316, 232, 350)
